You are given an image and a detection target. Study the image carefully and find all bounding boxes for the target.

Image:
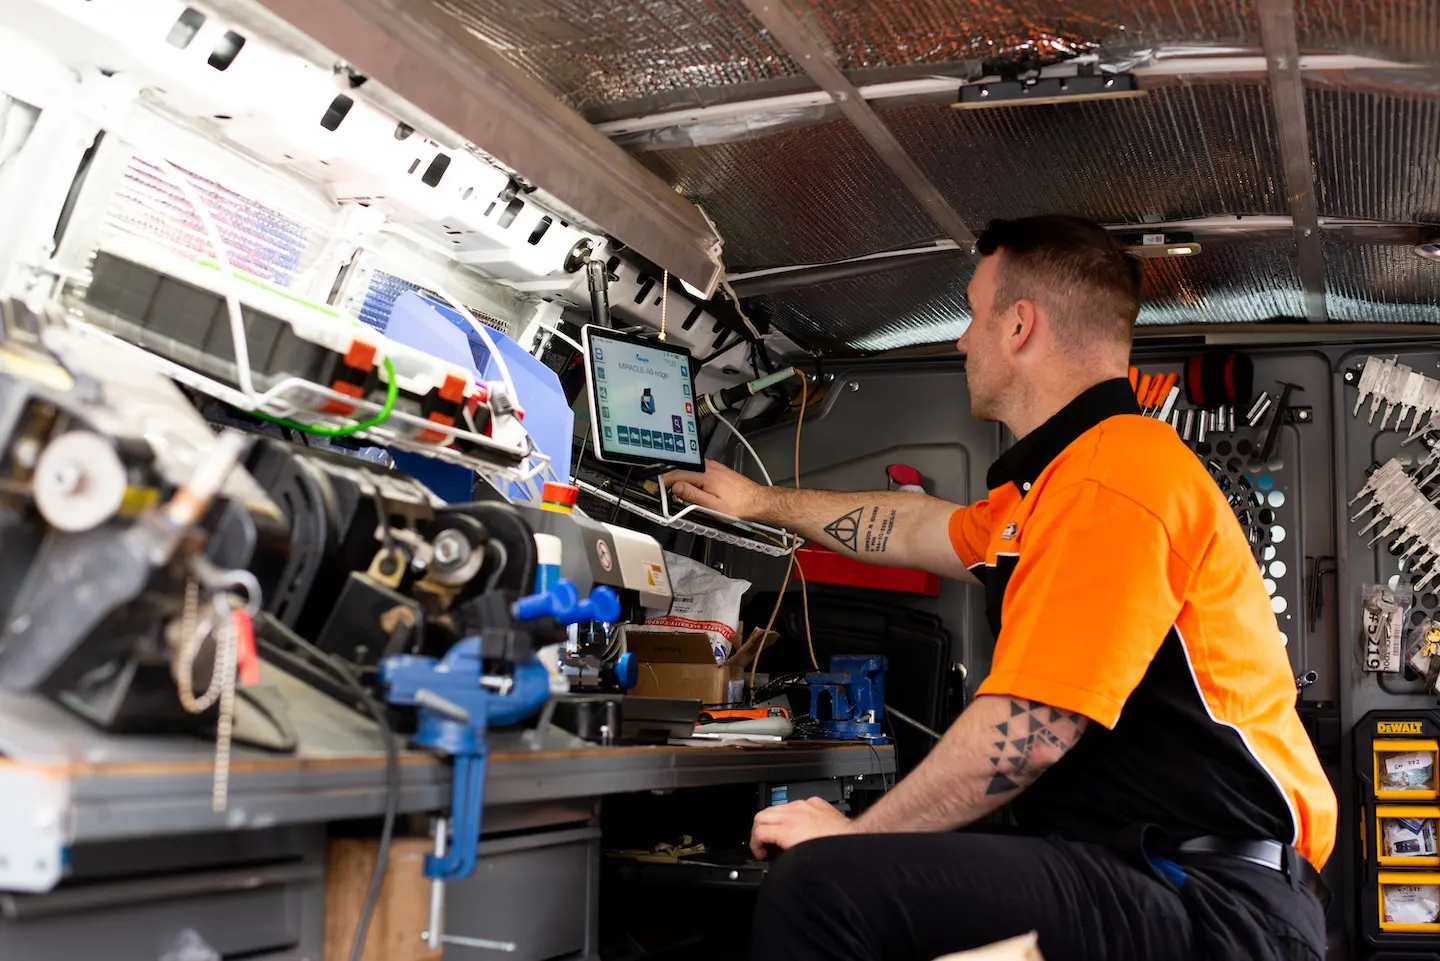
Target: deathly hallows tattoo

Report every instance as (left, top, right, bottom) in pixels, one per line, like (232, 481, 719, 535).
(824, 507, 863, 552)
(983, 698, 1088, 796)
(823, 506, 899, 554)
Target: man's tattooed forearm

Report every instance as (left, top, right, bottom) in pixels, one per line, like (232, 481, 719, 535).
(822, 506, 899, 554)
(983, 698, 1088, 796)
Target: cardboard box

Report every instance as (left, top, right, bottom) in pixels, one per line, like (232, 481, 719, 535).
(626, 626, 775, 706)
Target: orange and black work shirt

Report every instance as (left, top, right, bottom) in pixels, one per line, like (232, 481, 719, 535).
(948, 378, 1337, 869)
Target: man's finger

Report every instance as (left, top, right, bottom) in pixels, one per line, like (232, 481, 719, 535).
(662, 470, 703, 488)
(669, 482, 725, 512)
(751, 821, 779, 858)
(753, 806, 789, 826)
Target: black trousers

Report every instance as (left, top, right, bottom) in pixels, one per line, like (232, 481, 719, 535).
(751, 832, 1325, 961)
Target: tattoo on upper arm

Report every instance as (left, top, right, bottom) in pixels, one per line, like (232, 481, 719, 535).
(824, 506, 900, 554)
(983, 699, 1089, 796)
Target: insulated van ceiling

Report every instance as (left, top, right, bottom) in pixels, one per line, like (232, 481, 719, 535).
(429, 0, 1440, 350)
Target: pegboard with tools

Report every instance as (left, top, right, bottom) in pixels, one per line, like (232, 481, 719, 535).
(1340, 349, 1440, 719)
(1132, 352, 1330, 685)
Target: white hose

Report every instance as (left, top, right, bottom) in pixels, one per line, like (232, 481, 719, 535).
(709, 411, 775, 487)
(156, 157, 255, 398)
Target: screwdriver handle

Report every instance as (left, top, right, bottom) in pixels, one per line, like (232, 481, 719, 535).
(1135, 373, 1153, 407)
(1154, 372, 1178, 408)
(1129, 367, 1139, 392)
(1144, 376, 1164, 408)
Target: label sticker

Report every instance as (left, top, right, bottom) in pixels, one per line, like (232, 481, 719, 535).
(1387, 752, 1433, 775)
(596, 540, 613, 572)
(1380, 721, 1424, 735)
(770, 786, 788, 806)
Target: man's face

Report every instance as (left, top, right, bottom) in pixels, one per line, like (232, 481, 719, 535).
(956, 254, 1015, 421)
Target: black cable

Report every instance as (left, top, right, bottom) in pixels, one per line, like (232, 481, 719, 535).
(256, 613, 398, 961)
(749, 672, 809, 705)
(751, 340, 776, 376)
(695, 334, 745, 366)
(572, 419, 593, 480)
(882, 713, 900, 790)
(609, 467, 634, 524)
(866, 741, 890, 794)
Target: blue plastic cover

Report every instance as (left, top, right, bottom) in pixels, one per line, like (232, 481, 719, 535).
(382, 291, 572, 501)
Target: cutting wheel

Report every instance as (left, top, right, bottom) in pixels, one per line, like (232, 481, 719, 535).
(32, 430, 128, 532)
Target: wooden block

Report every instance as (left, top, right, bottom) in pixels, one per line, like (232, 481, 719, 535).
(933, 932, 1045, 961)
(324, 837, 441, 961)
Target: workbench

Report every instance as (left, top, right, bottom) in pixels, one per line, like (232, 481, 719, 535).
(0, 668, 895, 960)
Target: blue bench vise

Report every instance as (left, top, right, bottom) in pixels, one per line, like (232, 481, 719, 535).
(378, 577, 619, 881)
(805, 654, 889, 742)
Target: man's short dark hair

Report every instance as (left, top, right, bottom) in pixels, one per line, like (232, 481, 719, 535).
(975, 215, 1142, 348)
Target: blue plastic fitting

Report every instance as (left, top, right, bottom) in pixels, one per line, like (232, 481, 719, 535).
(613, 651, 638, 690)
(512, 581, 620, 628)
(512, 579, 579, 623)
(575, 585, 621, 625)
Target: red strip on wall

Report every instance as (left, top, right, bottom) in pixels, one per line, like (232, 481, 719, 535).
(795, 546, 941, 596)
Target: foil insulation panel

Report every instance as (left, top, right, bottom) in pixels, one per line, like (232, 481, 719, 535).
(637, 117, 941, 270)
(1308, 87, 1440, 223)
(434, 0, 1271, 114)
(1137, 239, 1306, 325)
(800, 0, 1256, 71)
(433, 0, 799, 112)
(765, 254, 974, 350)
(1295, 0, 1440, 63)
(431, 0, 1440, 116)
(1324, 241, 1440, 323)
(766, 238, 1311, 349)
(881, 82, 1285, 228)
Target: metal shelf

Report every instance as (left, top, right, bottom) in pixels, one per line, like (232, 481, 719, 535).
(0, 668, 891, 892)
(574, 478, 799, 557)
(57, 314, 549, 499)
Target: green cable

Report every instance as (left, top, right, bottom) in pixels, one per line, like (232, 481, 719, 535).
(248, 356, 399, 438)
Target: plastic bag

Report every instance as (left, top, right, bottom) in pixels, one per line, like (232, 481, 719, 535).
(1383, 816, 1439, 858)
(1363, 585, 1413, 672)
(629, 551, 750, 663)
(1384, 883, 1440, 925)
(1378, 749, 1437, 792)
(1408, 618, 1440, 693)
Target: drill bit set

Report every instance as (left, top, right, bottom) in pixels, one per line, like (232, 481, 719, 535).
(1350, 356, 1440, 436)
(1350, 453, 1440, 592)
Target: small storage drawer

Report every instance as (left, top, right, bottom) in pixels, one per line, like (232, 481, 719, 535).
(1377, 806, 1440, 867)
(1374, 740, 1439, 800)
(1379, 872, 1440, 933)
(445, 826, 599, 961)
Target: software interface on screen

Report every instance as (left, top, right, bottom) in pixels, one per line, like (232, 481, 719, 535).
(587, 331, 702, 468)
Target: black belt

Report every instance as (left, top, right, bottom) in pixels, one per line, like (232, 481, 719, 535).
(1176, 836, 1329, 907)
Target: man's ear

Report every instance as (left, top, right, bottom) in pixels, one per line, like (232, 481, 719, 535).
(1008, 298, 1039, 353)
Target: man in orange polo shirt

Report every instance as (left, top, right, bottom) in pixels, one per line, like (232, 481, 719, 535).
(665, 215, 1336, 961)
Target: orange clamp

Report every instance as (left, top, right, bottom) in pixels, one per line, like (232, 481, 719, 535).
(233, 609, 259, 687)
